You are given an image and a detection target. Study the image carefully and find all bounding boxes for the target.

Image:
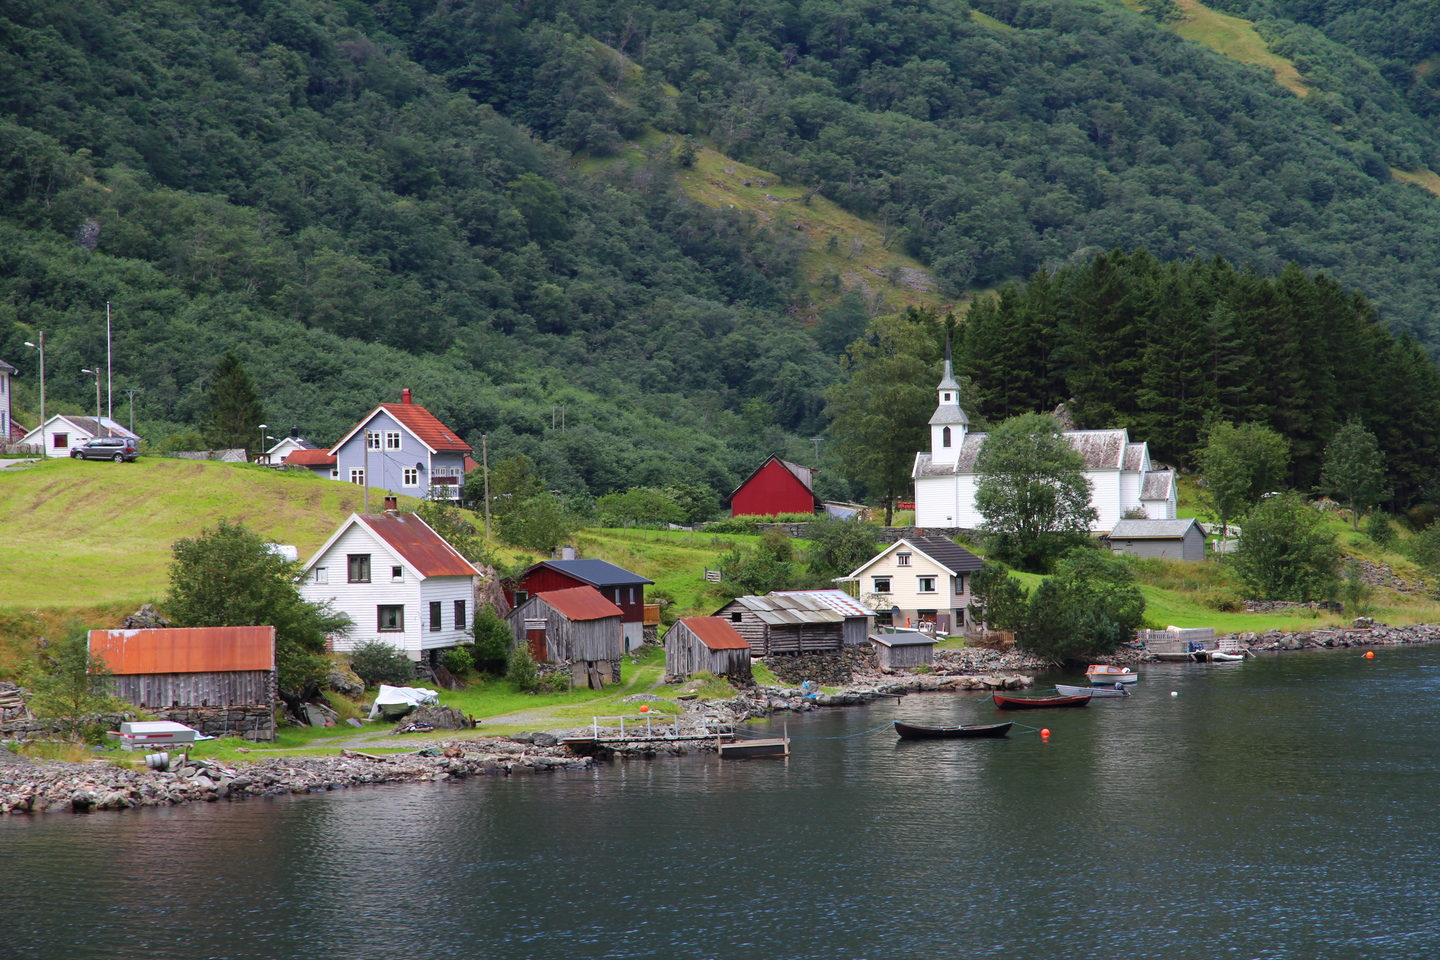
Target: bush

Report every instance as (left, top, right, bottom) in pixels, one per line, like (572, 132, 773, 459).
(444, 644, 475, 675)
(1364, 512, 1396, 547)
(1232, 493, 1340, 601)
(471, 605, 513, 675)
(349, 641, 416, 688)
(506, 643, 539, 692)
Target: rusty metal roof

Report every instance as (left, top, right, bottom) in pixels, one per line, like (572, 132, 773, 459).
(360, 513, 480, 578)
(674, 617, 751, 650)
(729, 594, 844, 626)
(770, 589, 875, 618)
(539, 585, 624, 621)
(285, 449, 337, 467)
(88, 626, 276, 675)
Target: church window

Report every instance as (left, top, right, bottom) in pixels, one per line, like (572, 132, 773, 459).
(943, 393, 951, 402)
(942, 427, 951, 447)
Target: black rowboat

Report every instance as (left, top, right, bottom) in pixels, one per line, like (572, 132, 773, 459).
(993, 693, 1091, 710)
(893, 720, 1014, 740)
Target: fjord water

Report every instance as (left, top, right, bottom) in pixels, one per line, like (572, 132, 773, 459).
(7, 645, 1440, 960)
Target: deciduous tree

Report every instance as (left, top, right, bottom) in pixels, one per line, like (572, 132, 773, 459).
(1231, 492, 1339, 601)
(1319, 419, 1389, 530)
(1195, 422, 1291, 543)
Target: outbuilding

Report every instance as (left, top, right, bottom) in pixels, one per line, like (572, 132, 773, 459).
(869, 630, 936, 671)
(88, 625, 278, 741)
(506, 586, 625, 688)
(664, 617, 753, 682)
(712, 594, 845, 656)
(506, 558, 654, 651)
(769, 589, 875, 645)
(722, 455, 823, 517)
(1107, 518, 1207, 562)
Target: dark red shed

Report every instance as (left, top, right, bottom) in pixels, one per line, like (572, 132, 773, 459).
(722, 456, 823, 517)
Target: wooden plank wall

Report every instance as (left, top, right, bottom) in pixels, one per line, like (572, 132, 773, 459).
(111, 670, 275, 708)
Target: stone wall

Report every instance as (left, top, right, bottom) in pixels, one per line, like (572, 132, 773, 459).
(752, 523, 974, 543)
(155, 706, 275, 742)
(1243, 600, 1343, 614)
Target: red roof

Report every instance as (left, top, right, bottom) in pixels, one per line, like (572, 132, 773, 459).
(677, 617, 751, 650)
(539, 585, 623, 621)
(464, 455, 480, 474)
(88, 626, 276, 674)
(286, 449, 337, 467)
(361, 513, 480, 578)
(378, 402, 471, 453)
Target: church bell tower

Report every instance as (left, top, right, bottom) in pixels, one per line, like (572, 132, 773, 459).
(929, 336, 967, 467)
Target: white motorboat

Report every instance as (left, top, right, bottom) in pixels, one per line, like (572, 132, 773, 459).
(1085, 664, 1138, 684)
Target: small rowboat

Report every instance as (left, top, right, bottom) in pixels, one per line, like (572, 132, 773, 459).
(1055, 683, 1128, 698)
(993, 693, 1091, 710)
(1210, 650, 1245, 662)
(893, 720, 1014, 740)
(1085, 664, 1138, 685)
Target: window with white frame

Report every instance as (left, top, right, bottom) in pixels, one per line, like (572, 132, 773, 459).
(385, 431, 401, 450)
(403, 467, 419, 487)
(897, 553, 911, 566)
(313, 567, 328, 584)
(873, 576, 892, 593)
(366, 431, 381, 450)
(349, 469, 365, 485)
(917, 576, 937, 593)
(330, 469, 339, 478)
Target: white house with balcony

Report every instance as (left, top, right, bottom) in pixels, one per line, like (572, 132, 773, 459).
(299, 510, 480, 661)
(843, 536, 985, 636)
(911, 352, 1175, 531)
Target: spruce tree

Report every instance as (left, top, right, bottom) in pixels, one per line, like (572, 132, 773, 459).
(202, 352, 266, 456)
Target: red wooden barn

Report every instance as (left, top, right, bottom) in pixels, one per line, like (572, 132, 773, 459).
(504, 559, 654, 652)
(722, 456, 823, 517)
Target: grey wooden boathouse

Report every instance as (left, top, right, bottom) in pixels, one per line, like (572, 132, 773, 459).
(712, 594, 846, 656)
(506, 585, 624, 686)
(664, 617, 753, 681)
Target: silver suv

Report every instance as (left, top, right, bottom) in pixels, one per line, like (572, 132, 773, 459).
(72, 436, 139, 462)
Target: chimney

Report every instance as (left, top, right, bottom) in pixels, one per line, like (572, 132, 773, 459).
(401, 388, 412, 405)
(290, 425, 299, 439)
(383, 496, 398, 514)
(560, 545, 577, 561)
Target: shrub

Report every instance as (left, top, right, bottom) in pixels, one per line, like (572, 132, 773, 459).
(471, 605, 513, 675)
(1364, 512, 1396, 548)
(506, 643, 539, 692)
(349, 641, 416, 688)
(444, 644, 475, 675)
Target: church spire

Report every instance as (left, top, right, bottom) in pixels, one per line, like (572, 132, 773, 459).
(939, 332, 959, 391)
(929, 331, 967, 465)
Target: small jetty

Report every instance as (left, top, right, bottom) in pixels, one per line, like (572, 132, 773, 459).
(1139, 627, 1253, 662)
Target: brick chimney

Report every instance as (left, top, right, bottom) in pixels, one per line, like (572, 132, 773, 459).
(383, 495, 398, 513)
(401, 388, 412, 404)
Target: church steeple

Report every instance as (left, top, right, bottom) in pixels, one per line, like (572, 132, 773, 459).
(929, 333, 967, 466)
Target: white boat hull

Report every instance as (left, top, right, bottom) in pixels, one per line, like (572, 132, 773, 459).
(1085, 668, 1138, 685)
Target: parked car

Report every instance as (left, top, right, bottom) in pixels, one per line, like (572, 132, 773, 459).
(71, 436, 139, 462)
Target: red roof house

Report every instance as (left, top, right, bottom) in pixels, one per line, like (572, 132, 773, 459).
(504, 585, 625, 684)
(506, 559, 654, 651)
(722, 455, 823, 517)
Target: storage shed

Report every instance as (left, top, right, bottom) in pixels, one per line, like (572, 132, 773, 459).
(722, 455, 823, 517)
(769, 589, 875, 645)
(712, 594, 845, 656)
(869, 630, 936, 670)
(506, 558, 654, 651)
(664, 617, 753, 682)
(87, 626, 277, 741)
(1107, 518, 1207, 562)
(506, 586, 624, 687)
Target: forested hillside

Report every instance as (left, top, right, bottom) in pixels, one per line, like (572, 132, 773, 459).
(5, 0, 1440, 509)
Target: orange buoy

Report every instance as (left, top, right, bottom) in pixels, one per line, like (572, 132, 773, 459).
(1040, 728, 1051, 740)
(640, 704, 650, 712)
(1365, 651, 1375, 659)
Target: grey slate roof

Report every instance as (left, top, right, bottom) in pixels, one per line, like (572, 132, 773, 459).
(869, 631, 936, 648)
(929, 404, 969, 426)
(1108, 518, 1205, 539)
(905, 536, 986, 574)
(533, 559, 654, 587)
(1141, 469, 1174, 500)
(1123, 443, 1147, 472)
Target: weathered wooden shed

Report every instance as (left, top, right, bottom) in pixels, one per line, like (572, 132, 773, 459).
(664, 618, 753, 681)
(87, 626, 277, 741)
(1107, 518, 1208, 562)
(770, 589, 875, 645)
(506, 586, 624, 686)
(712, 594, 845, 656)
(869, 631, 936, 670)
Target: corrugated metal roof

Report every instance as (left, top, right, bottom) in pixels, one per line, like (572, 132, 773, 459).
(89, 626, 276, 675)
(361, 513, 480, 578)
(285, 449, 337, 466)
(540, 585, 624, 621)
(780, 459, 814, 491)
(378, 402, 472, 452)
(1142, 469, 1174, 501)
(731, 594, 844, 625)
(532, 559, 654, 587)
(1109, 518, 1203, 539)
(771, 589, 875, 618)
(869, 631, 935, 648)
(675, 617, 751, 650)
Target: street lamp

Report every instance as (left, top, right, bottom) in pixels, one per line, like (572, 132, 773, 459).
(23, 334, 44, 458)
(121, 387, 142, 438)
(257, 423, 267, 463)
(81, 369, 103, 436)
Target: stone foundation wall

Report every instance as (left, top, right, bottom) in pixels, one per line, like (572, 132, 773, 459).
(752, 523, 974, 543)
(155, 705, 276, 742)
(0, 712, 134, 739)
(1243, 600, 1343, 614)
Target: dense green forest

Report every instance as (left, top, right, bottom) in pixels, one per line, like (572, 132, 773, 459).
(5, 0, 1440, 510)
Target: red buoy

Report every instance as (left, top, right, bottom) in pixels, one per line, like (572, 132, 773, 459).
(1365, 651, 1375, 659)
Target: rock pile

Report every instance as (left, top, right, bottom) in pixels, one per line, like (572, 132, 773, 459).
(0, 738, 593, 815)
(1224, 622, 1440, 651)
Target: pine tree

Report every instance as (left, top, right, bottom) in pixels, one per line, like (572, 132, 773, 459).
(202, 352, 266, 456)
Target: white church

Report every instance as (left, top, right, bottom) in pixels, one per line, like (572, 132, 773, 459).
(911, 354, 1176, 532)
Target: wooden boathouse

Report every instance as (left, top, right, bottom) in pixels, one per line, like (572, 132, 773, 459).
(869, 630, 936, 670)
(506, 585, 624, 687)
(664, 617, 753, 681)
(712, 594, 846, 656)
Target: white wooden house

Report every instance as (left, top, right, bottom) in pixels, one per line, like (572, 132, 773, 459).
(299, 511, 479, 661)
(843, 536, 985, 636)
(19, 414, 139, 455)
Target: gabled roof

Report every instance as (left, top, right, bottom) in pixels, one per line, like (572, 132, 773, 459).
(518, 559, 654, 588)
(1109, 518, 1205, 539)
(720, 455, 823, 507)
(869, 631, 935, 648)
(21, 414, 139, 442)
(88, 626, 276, 674)
(914, 428, 1134, 477)
(1141, 469, 1175, 501)
(0, 358, 16, 375)
(303, 513, 479, 579)
(285, 449, 337, 467)
(1123, 443, 1147, 472)
(537, 585, 623, 621)
(329, 400, 471, 455)
(847, 536, 985, 579)
(770, 589, 875, 618)
(672, 617, 750, 650)
(716, 594, 844, 625)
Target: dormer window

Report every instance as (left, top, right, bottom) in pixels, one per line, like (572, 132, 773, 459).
(942, 427, 951, 447)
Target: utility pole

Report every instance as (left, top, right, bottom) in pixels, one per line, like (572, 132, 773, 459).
(363, 429, 370, 513)
(105, 301, 113, 434)
(23, 333, 43, 458)
(482, 433, 491, 539)
(81, 368, 101, 433)
(122, 388, 141, 437)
